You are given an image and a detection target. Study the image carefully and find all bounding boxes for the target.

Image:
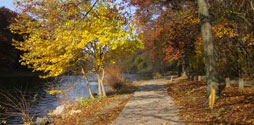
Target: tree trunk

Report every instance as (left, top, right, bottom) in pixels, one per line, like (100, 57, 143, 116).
(181, 57, 187, 77)
(101, 69, 106, 96)
(81, 67, 94, 99)
(197, 0, 219, 100)
(96, 73, 102, 96)
(177, 61, 181, 77)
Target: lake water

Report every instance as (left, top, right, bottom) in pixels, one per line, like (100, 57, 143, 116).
(0, 74, 144, 124)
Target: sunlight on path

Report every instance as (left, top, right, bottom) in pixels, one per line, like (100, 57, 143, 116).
(112, 79, 184, 125)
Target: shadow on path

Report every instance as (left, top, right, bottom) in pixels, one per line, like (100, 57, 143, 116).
(112, 79, 184, 125)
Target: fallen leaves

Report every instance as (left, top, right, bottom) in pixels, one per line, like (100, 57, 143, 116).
(92, 94, 133, 125)
(52, 84, 137, 125)
(166, 78, 254, 124)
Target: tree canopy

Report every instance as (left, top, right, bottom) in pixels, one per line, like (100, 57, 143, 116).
(11, 0, 143, 78)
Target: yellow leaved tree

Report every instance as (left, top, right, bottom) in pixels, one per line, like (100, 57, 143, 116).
(11, 0, 143, 98)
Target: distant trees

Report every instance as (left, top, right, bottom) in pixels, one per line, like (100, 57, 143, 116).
(127, 0, 254, 102)
(11, 0, 143, 97)
(128, 0, 254, 77)
(0, 7, 25, 72)
(128, 0, 200, 75)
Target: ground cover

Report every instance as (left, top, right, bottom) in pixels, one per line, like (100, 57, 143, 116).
(166, 77, 254, 124)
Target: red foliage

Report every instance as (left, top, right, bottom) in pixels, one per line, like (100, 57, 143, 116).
(126, 0, 199, 63)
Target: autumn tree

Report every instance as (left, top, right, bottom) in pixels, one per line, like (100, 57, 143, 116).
(128, 1, 200, 76)
(209, 0, 254, 78)
(197, 0, 219, 104)
(11, 0, 143, 97)
(128, 0, 254, 103)
(127, 0, 220, 104)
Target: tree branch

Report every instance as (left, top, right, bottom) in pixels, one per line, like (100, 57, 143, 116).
(227, 11, 253, 28)
(250, 0, 254, 12)
(84, 0, 99, 17)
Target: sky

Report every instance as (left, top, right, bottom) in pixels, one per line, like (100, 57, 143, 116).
(0, 0, 135, 14)
(0, 0, 16, 10)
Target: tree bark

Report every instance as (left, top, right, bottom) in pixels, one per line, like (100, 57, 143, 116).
(181, 57, 187, 77)
(96, 73, 102, 96)
(81, 67, 94, 99)
(101, 68, 106, 96)
(177, 61, 182, 77)
(198, 0, 219, 100)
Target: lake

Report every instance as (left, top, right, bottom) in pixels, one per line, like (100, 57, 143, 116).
(0, 74, 145, 124)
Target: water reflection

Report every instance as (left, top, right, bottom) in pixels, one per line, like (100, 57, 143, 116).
(0, 74, 147, 124)
(0, 75, 101, 124)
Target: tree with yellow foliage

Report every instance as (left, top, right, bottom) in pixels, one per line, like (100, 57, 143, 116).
(10, 0, 143, 97)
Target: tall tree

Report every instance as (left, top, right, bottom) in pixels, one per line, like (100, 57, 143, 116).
(11, 0, 143, 97)
(197, 0, 218, 101)
(127, 0, 219, 102)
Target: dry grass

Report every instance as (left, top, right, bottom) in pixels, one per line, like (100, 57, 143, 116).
(104, 65, 125, 90)
(166, 77, 254, 124)
(0, 89, 37, 124)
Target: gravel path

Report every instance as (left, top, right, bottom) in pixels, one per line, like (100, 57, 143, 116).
(112, 79, 184, 125)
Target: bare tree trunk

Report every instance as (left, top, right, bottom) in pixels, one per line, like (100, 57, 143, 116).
(198, 0, 219, 100)
(81, 67, 94, 99)
(96, 73, 102, 96)
(181, 57, 187, 77)
(177, 61, 181, 77)
(101, 69, 106, 97)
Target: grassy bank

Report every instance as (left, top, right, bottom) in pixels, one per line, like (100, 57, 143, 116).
(166, 77, 254, 124)
(51, 80, 145, 125)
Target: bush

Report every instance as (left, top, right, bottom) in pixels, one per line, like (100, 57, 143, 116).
(104, 65, 125, 90)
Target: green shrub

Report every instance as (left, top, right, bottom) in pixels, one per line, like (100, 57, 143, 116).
(78, 97, 97, 107)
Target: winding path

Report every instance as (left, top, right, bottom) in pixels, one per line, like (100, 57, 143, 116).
(112, 79, 184, 125)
